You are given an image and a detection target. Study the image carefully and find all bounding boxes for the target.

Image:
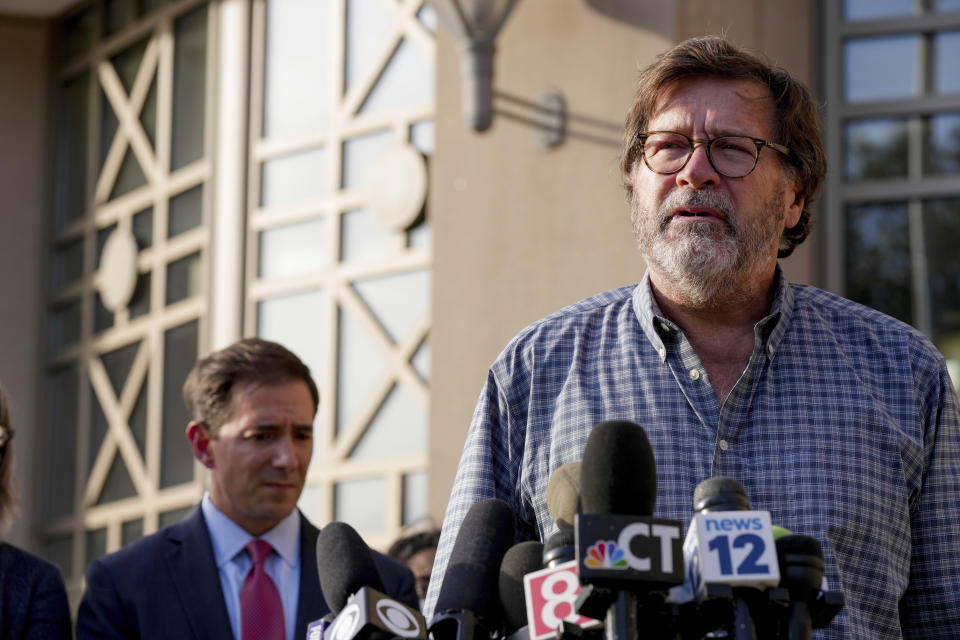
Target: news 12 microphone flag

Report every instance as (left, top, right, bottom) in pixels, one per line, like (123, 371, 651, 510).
(669, 510, 780, 604)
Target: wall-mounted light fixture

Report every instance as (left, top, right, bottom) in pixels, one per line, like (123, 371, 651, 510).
(427, 0, 519, 132)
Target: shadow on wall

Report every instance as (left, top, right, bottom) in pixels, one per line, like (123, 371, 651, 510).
(584, 0, 677, 32)
(492, 91, 623, 149)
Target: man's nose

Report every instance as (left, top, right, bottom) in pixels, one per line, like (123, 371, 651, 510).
(675, 143, 719, 189)
(271, 434, 297, 468)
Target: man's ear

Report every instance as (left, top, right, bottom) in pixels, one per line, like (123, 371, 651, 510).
(186, 421, 215, 469)
(782, 176, 805, 231)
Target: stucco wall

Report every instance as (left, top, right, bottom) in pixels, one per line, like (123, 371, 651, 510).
(0, 17, 50, 550)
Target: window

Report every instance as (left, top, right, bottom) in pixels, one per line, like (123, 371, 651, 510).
(822, 1, 960, 387)
(249, 0, 436, 549)
(42, 0, 211, 584)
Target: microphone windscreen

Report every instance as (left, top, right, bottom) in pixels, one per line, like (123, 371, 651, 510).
(692, 476, 751, 513)
(546, 461, 581, 530)
(498, 541, 544, 633)
(579, 420, 657, 516)
(776, 534, 825, 597)
(435, 498, 516, 619)
(316, 521, 385, 614)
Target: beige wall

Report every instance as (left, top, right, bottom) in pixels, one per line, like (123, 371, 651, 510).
(428, 0, 818, 522)
(0, 17, 50, 550)
(429, 0, 676, 520)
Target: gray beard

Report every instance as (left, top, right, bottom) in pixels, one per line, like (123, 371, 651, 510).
(631, 189, 784, 308)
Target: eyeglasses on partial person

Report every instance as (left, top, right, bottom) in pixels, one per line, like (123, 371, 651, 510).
(637, 130, 791, 178)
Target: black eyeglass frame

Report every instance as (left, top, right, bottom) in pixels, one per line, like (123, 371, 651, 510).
(636, 130, 792, 178)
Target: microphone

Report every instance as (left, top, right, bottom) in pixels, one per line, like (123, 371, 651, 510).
(316, 522, 427, 640)
(504, 464, 600, 640)
(574, 420, 684, 640)
(317, 522, 386, 613)
(499, 541, 544, 638)
(673, 477, 780, 640)
(430, 498, 516, 640)
(544, 461, 580, 567)
(775, 534, 849, 640)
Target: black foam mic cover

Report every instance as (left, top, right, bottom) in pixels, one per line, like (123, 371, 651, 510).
(776, 534, 824, 597)
(693, 476, 752, 513)
(434, 498, 516, 620)
(579, 420, 657, 516)
(316, 521, 385, 614)
(499, 541, 544, 633)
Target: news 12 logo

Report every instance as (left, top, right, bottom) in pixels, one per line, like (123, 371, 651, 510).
(576, 514, 684, 588)
(693, 510, 780, 589)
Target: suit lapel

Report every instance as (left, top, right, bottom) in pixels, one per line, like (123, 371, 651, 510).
(164, 508, 234, 640)
(295, 512, 328, 637)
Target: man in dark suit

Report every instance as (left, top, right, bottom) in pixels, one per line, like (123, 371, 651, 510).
(77, 338, 416, 640)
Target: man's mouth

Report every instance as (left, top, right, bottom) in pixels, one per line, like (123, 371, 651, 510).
(262, 481, 296, 490)
(671, 206, 724, 220)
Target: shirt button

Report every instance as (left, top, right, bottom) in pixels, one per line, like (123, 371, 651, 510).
(719, 439, 729, 451)
(658, 347, 666, 360)
(689, 368, 701, 380)
(660, 322, 671, 332)
(768, 343, 775, 355)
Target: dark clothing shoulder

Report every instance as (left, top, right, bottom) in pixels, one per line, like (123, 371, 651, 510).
(77, 506, 417, 640)
(0, 542, 71, 640)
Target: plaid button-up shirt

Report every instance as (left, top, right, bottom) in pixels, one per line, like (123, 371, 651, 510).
(424, 269, 960, 639)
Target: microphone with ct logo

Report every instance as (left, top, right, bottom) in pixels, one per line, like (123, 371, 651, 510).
(313, 521, 426, 640)
(574, 420, 684, 640)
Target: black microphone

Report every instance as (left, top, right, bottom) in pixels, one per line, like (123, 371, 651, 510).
(574, 420, 683, 640)
(544, 461, 580, 568)
(317, 522, 386, 614)
(430, 498, 516, 640)
(776, 535, 823, 640)
(499, 541, 544, 638)
(316, 522, 426, 640)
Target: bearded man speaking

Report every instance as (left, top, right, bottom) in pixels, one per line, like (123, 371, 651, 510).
(424, 36, 960, 639)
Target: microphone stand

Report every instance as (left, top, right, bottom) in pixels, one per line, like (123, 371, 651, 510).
(604, 591, 638, 640)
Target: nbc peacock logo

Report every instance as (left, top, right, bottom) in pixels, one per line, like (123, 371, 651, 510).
(583, 540, 629, 569)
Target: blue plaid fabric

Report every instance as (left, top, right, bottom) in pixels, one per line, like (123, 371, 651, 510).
(424, 268, 960, 639)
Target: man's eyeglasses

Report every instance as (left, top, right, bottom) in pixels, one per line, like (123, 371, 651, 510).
(637, 131, 791, 178)
(0, 424, 14, 448)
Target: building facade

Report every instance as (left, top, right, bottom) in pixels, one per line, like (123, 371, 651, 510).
(0, 0, 957, 609)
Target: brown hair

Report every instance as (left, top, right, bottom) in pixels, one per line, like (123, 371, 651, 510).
(387, 528, 441, 563)
(621, 36, 826, 257)
(0, 383, 18, 531)
(182, 338, 319, 433)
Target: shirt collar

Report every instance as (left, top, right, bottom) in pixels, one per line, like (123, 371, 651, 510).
(633, 265, 794, 360)
(201, 492, 301, 569)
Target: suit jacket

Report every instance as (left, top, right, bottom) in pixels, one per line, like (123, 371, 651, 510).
(76, 507, 417, 639)
(0, 543, 71, 640)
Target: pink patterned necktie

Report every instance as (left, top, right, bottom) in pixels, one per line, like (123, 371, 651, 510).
(241, 539, 286, 640)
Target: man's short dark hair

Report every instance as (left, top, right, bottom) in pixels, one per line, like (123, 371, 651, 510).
(182, 338, 319, 433)
(621, 35, 826, 258)
(387, 529, 441, 564)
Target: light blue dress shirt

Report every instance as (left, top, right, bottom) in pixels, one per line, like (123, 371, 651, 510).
(201, 493, 301, 640)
